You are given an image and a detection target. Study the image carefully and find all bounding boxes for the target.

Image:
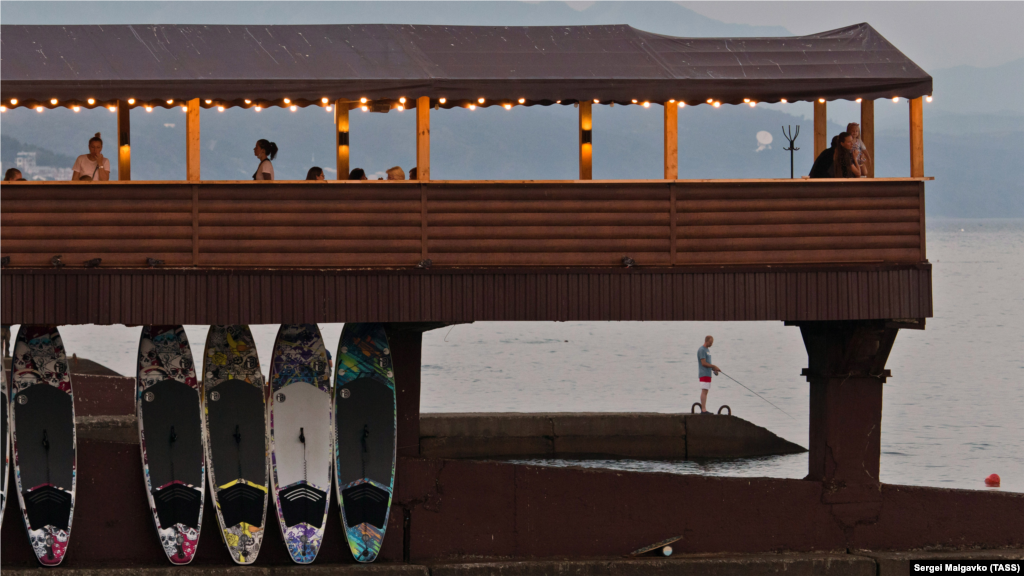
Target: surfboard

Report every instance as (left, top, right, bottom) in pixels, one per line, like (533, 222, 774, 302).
(202, 325, 269, 564)
(333, 323, 397, 563)
(269, 324, 333, 564)
(10, 325, 77, 566)
(137, 325, 205, 565)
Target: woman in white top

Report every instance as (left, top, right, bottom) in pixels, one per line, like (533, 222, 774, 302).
(72, 133, 111, 181)
(253, 139, 278, 180)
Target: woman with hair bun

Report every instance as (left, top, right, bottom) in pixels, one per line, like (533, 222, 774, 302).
(72, 133, 110, 181)
(253, 139, 278, 181)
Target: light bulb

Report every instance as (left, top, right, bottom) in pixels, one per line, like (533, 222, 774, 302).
(87, 98, 94, 105)
(326, 105, 332, 112)
(518, 98, 525, 104)
(748, 102, 756, 107)
(283, 98, 291, 104)
(361, 105, 368, 112)
(926, 95, 933, 103)
(594, 99, 600, 103)
(678, 101, 685, 108)
(128, 98, 135, 105)
(181, 106, 187, 112)
(475, 98, 483, 104)
(400, 97, 407, 104)
(469, 104, 476, 110)
(10, 99, 17, 105)
(205, 99, 212, 104)
(36, 106, 44, 112)
(743, 98, 750, 103)
(503, 103, 512, 110)
(255, 106, 262, 112)
(72, 106, 80, 112)
(556, 100, 561, 104)
(108, 106, 116, 112)
(321, 97, 329, 104)
(892, 96, 899, 103)
(245, 99, 252, 104)
(439, 98, 446, 104)
(0, 106, 6, 112)
(397, 104, 404, 111)
(167, 99, 174, 105)
(818, 98, 825, 103)
(713, 102, 721, 108)
(146, 106, 153, 112)
(781, 99, 788, 103)
(290, 105, 297, 111)
(855, 98, 863, 103)
(218, 105, 225, 112)
(632, 99, 638, 103)
(51, 98, 58, 105)
(643, 101, 650, 108)
(707, 99, 713, 104)
(360, 97, 368, 103)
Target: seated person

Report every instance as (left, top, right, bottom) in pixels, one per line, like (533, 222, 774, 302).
(306, 166, 325, 181)
(408, 167, 418, 180)
(386, 166, 405, 181)
(72, 133, 111, 181)
(809, 135, 840, 178)
(833, 132, 862, 178)
(847, 122, 871, 177)
(4, 168, 23, 181)
(348, 168, 368, 180)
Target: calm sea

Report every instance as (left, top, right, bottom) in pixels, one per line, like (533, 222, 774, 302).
(16, 218, 1022, 493)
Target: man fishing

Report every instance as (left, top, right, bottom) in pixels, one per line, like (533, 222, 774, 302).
(698, 335, 721, 414)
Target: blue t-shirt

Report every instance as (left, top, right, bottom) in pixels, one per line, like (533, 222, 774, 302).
(698, 346, 713, 378)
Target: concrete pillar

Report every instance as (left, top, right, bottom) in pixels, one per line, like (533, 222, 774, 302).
(798, 321, 899, 524)
(386, 326, 423, 458)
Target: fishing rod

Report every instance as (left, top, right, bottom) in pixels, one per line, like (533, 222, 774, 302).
(718, 371, 796, 421)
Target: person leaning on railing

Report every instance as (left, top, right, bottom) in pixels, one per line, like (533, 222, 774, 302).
(808, 135, 839, 178)
(253, 139, 278, 180)
(4, 168, 24, 181)
(833, 132, 862, 178)
(386, 166, 405, 180)
(348, 168, 368, 180)
(72, 133, 111, 181)
(306, 166, 325, 181)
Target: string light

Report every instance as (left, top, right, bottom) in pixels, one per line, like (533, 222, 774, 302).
(477, 97, 484, 104)
(669, 99, 675, 103)
(245, 99, 252, 104)
(468, 104, 476, 110)
(255, 106, 262, 112)
(781, 98, 787, 103)
(167, 99, 174, 105)
(218, 105, 225, 112)
(707, 99, 714, 104)
(0, 106, 6, 112)
(713, 101, 721, 108)
(360, 97, 368, 104)
(51, 98, 58, 105)
(108, 105, 116, 112)
(892, 96, 899, 103)
(10, 99, 17, 105)
(290, 105, 297, 112)
(556, 100, 561, 104)
(855, 98, 863, 103)
(518, 98, 525, 104)
(748, 101, 756, 107)
(283, 98, 291, 104)
(321, 97, 329, 104)
(743, 98, 750, 103)
(632, 99, 638, 103)
(361, 105, 369, 112)
(677, 101, 685, 108)
(642, 101, 649, 108)
(439, 98, 446, 104)
(181, 106, 188, 112)
(326, 105, 333, 112)
(926, 96, 933, 103)
(145, 106, 154, 112)
(396, 104, 404, 111)
(818, 98, 825, 103)
(594, 99, 600, 104)
(72, 106, 80, 112)
(128, 98, 135, 105)
(205, 99, 212, 104)
(87, 98, 94, 105)
(36, 106, 44, 112)
(503, 103, 512, 110)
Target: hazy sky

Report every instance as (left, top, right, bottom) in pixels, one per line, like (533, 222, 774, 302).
(678, 1, 1024, 70)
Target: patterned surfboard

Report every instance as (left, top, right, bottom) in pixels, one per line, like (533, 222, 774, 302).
(137, 326, 205, 565)
(2, 365, 9, 527)
(202, 325, 269, 564)
(10, 325, 77, 566)
(269, 324, 333, 564)
(334, 323, 397, 563)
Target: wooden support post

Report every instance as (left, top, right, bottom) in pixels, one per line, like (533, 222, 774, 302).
(335, 99, 350, 180)
(663, 102, 678, 180)
(416, 96, 430, 181)
(910, 97, 924, 178)
(813, 99, 827, 158)
(579, 101, 592, 180)
(386, 327, 423, 458)
(186, 98, 201, 182)
(860, 99, 875, 178)
(116, 100, 131, 181)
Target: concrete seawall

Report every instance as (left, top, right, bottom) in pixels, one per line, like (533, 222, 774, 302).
(420, 412, 806, 459)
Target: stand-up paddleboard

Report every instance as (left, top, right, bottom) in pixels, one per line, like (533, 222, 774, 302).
(10, 325, 77, 565)
(334, 323, 397, 563)
(2, 366, 10, 527)
(202, 325, 269, 564)
(269, 324, 333, 564)
(137, 326, 205, 565)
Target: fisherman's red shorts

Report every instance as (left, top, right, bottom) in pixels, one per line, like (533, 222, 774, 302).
(700, 376, 712, 390)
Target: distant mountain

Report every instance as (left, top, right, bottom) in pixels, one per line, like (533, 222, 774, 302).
(1, 134, 77, 173)
(928, 59, 1024, 117)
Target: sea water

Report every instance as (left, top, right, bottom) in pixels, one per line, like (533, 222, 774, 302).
(24, 218, 1023, 493)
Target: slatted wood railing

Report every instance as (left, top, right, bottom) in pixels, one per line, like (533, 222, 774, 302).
(0, 179, 926, 268)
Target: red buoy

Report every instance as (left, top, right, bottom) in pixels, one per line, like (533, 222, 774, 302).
(985, 474, 1001, 487)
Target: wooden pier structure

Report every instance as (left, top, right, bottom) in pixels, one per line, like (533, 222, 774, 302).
(3, 22, 1020, 567)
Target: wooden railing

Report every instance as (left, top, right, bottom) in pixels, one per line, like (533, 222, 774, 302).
(0, 179, 927, 268)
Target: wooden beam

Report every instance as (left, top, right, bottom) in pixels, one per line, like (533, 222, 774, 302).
(579, 101, 592, 180)
(861, 99, 875, 178)
(664, 102, 678, 180)
(909, 97, 924, 178)
(116, 100, 131, 181)
(335, 99, 350, 181)
(416, 96, 431, 181)
(813, 99, 827, 158)
(186, 99, 201, 182)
